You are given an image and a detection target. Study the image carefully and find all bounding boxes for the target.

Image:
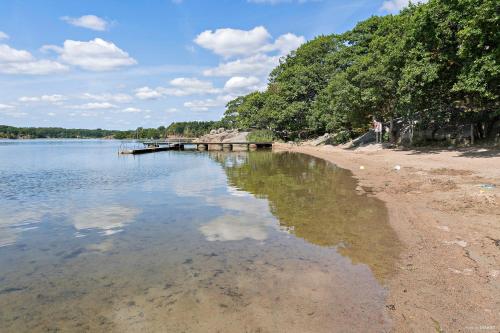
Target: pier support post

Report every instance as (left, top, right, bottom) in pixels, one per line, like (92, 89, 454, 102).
(222, 143, 233, 151)
(232, 144, 248, 151)
(208, 143, 223, 151)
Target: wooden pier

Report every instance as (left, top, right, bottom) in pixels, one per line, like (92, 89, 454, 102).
(120, 140, 273, 155)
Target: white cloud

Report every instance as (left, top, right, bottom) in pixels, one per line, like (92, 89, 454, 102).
(0, 103, 15, 110)
(0, 104, 27, 117)
(195, 26, 304, 58)
(134, 86, 167, 100)
(134, 78, 219, 100)
(47, 112, 56, 116)
(248, 0, 319, 3)
(195, 26, 272, 57)
(183, 95, 234, 111)
(261, 33, 305, 55)
(204, 53, 280, 77)
(61, 15, 109, 31)
(0, 60, 68, 75)
(121, 107, 142, 113)
(0, 44, 33, 62)
(0, 31, 9, 40)
(0, 44, 68, 75)
(166, 77, 220, 96)
(41, 94, 67, 103)
(18, 94, 67, 103)
(82, 92, 133, 103)
(381, 0, 428, 12)
(18, 96, 39, 102)
(224, 76, 265, 93)
(198, 26, 304, 80)
(43, 38, 136, 71)
(68, 102, 118, 110)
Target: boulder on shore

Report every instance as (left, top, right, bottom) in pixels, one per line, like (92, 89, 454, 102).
(198, 129, 249, 143)
(343, 130, 376, 148)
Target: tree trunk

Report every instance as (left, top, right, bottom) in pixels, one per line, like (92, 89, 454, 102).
(470, 124, 474, 145)
(389, 118, 394, 143)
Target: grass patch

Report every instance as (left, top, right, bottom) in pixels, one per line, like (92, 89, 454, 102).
(247, 130, 275, 142)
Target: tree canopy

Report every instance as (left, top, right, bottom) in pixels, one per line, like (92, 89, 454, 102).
(222, 0, 499, 142)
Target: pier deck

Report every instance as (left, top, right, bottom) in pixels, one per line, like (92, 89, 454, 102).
(120, 141, 273, 155)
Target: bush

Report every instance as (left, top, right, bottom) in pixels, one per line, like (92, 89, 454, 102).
(247, 130, 275, 142)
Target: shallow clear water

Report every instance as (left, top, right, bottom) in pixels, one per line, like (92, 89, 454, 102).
(0, 140, 401, 332)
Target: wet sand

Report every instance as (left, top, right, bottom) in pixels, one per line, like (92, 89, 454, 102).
(274, 143, 500, 332)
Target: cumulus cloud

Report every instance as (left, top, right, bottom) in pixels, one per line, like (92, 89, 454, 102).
(61, 15, 109, 31)
(0, 103, 15, 110)
(248, 0, 319, 3)
(68, 102, 118, 110)
(181, 77, 264, 111)
(166, 77, 220, 95)
(224, 76, 265, 93)
(82, 92, 133, 103)
(134, 86, 167, 100)
(197, 26, 304, 79)
(19, 94, 67, 103)
(0, 104, 27, 117)
(0, 44, 68, 75)
(134, 77, 219, 100)
(43, 38, 136, 71)
(381, 0, 428, 12)
(120, 107, 141, 113)
(204, 53, 280, 77)
(261, 33, 305, 55)
(0, 31, 9, 40)
(195, 26, 304, 58)
(183, 95, 234, 111)
(195, 26, 272, 58)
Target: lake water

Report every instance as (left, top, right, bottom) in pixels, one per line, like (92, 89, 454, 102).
(0, 140, 401, 332)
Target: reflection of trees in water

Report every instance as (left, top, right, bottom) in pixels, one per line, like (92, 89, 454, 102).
(209, 151, 402, 281)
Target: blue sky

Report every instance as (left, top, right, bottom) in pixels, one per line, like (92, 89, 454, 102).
(0, 0, 419, 130)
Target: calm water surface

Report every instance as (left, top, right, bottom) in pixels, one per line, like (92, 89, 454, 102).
(0, 140, 401, 332)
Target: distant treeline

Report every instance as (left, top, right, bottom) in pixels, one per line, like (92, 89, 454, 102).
(221, 0, 499, 142)
(164, 121, 227, 137)
(0, 122, 224, 139)
(0, 125, 127, 139)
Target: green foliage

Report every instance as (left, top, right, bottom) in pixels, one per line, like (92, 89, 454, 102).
(221, 0, 499, 142)
(247, 130, 275, 142)
(165, 121, 225, 137)
(0, 125, 131, 139)
(0, 122, 229, 140)
(0, 125, 168, 140)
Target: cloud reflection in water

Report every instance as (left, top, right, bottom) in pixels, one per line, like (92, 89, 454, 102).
(72, 205, 140, 235)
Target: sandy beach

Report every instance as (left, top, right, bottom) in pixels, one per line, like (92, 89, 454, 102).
(274, 143, 500, 332)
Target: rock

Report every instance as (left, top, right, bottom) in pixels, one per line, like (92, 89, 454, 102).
(310, 133, 332, 146)
(198, 129, 249, 143)
(346, 130, 376, 148)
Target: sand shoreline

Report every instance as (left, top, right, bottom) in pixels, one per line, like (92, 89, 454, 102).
(273, 142, 499, 332)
